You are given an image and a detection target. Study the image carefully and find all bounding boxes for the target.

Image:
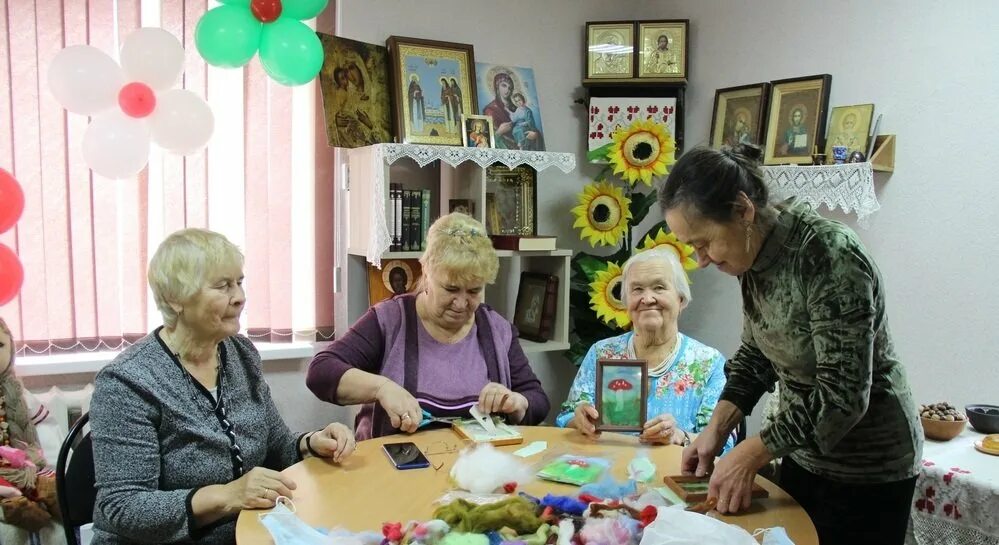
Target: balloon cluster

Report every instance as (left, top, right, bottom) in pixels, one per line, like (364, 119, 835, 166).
(195, 0, 327, 86)
(48, 28, 215, 179)
(0, 169, 24, 306)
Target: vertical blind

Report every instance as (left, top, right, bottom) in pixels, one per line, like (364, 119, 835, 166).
(0, 0, 336, 354)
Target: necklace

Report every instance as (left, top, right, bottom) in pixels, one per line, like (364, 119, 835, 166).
(630, 332, 681, 377)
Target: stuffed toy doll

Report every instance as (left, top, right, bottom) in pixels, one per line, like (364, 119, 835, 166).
(0, 318, 61, 533)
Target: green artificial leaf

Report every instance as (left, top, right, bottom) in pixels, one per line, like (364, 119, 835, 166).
(628, 190, 659, 227)
(573, 254, 609, 282)
(586, 143, 613, 163)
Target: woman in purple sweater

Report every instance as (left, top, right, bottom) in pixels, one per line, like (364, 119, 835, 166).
(307, 213, 550, 440)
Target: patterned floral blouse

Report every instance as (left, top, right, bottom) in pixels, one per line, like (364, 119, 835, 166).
(556, 331, 734, 452)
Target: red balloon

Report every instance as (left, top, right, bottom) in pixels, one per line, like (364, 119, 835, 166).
(251, 0, 283, 23)
(0, 243, 23, 306)
(118, 82, 157, 118)
(0, 169, 24, 234)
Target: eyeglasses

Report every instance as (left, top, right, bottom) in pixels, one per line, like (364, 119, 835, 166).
(423, 440, 472, 471)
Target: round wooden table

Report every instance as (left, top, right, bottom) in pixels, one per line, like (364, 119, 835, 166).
(236, 426, 817, 544)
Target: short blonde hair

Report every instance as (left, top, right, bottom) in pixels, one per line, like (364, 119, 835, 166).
(621, 248, 691, 305)
(419, 213, 498, 288)
(148, 228, 244, 328)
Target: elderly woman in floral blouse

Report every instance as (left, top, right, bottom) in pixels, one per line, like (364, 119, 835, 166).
(556, 249, 732, 451)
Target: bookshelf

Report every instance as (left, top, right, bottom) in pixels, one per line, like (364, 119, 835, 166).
(339, 144, 577, 353)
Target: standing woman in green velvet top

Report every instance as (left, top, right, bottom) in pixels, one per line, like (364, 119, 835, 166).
(659, 144, 922, 545)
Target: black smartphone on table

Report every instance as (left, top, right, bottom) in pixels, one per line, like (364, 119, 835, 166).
(382, 441, 431, 470)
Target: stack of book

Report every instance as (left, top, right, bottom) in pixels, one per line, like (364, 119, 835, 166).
(490, 235, 557, 251)
(389, 183, 432, 252)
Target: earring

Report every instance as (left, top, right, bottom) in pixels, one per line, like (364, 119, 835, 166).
(743, 221, 752, 253)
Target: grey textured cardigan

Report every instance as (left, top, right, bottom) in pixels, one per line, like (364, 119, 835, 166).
(90, 330, 305, 544)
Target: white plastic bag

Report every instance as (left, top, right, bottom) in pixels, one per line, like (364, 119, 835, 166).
(639, 506, 758, 545)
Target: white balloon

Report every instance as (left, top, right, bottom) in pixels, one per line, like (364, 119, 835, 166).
(83, 111, 151, 178)
(48, 45, 124, 115)
(120, 27, 185, 90)
(149, 89, 214, 155)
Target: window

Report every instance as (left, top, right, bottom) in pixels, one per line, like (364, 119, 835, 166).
(0, 1, 336, 355)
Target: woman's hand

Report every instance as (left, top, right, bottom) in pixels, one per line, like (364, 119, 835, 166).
(306, 423, 356, 463)
(478, 382, 528, 422)
(706, 436, 773, 514)
(375, 380, 422, 433)
(640, 413, 685, 445)
(570, 403, 601, 439)
(223, 467, 296, 511)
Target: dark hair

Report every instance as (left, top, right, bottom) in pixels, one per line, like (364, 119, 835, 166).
(657, 144, 769, 223)
(512, 92, 526, 102)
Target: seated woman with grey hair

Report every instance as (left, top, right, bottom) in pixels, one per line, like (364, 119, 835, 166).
(308, 213, 550, 439)
(89, 229, 355, 545)
(556, 248, 733, 451)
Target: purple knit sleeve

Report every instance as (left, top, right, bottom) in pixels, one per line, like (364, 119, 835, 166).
(507, 325, 551, 425)
(306, 307, 385, 404)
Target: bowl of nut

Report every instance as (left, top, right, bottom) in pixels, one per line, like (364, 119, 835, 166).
(920, 402, 967, 441)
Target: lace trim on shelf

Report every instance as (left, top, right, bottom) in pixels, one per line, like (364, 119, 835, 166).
(761, 163, 880, 227)
(367, 144, 576, 267)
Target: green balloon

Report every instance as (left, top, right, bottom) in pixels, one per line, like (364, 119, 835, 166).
(195, 5, 262, 68)
(282, 0, 329, 20)
(259, 18, 323, 86)
(219, 0, 250, 5)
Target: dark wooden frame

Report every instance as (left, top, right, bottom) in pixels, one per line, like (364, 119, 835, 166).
(663, 474, 769, 503)
(709, 82, 771, 149)
(385, 36, 477, 145)
(584, 21, 636, 83)
(512, 272, 555, 342)
(763, 74, 832, 165)
(594, 359, 649, 432)
(636, 19, 689, 82)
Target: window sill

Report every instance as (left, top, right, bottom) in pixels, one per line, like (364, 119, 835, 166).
(16, 341, 320, 377)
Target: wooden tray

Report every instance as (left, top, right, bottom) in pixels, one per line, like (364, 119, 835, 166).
(451, 418, 524, 446)
(663, 475, 769, 503)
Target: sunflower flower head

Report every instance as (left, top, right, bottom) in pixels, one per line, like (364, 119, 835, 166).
(589, 261, 630, 329)
(637, 228, 699, 282)
(571, 180, 632, 247)
(608, 119, 676, 186)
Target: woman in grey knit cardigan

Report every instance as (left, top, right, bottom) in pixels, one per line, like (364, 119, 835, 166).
(89, 229, 355, 544)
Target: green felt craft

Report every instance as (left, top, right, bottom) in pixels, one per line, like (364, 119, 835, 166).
(432, 497, 543, 535)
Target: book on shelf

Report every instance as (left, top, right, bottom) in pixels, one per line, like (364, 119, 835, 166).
(390, 183, 403, 251)
(490, 235, 557, 252)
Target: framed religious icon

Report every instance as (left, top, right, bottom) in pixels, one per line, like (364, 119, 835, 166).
(585, 21, 635, 82)
(367, 259, 422, 306)
(317, 33, 393, 148)
(709, 83, 771, 149)
(461, 114, 495, 148)
(513, 272, 558, 342)
(594, 359, 649, 432)
(763, 74, 832, 165)
(484, 165, 537, 236)
(386, 36, 477, 146)
(824, 103, 875, 160)
(637, 20, 688, 81)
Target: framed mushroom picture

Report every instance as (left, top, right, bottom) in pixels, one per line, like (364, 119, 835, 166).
(594, 359, 649, 432)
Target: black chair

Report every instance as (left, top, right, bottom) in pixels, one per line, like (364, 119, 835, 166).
(55, 412, 95, 545)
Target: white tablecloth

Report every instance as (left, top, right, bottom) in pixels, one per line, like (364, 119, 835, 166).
(907, 425, 999, 545)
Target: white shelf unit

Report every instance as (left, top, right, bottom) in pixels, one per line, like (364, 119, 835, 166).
(339, 144, 576, 353)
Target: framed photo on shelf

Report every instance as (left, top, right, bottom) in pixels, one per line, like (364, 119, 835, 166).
(367, 259, 422, 306)
(461, 114, 495, 148)
(709, 83, 771, 149)
(513, 272, 558, 342)
(386, 36, 477, 146)
(594, 359, 648, 432)
(484, 165, 536, 236)
(763, 74, 832, 165)
(824, 103, 875, 159)
(585, 21, 635, 82)
(637, 20, 688, 81)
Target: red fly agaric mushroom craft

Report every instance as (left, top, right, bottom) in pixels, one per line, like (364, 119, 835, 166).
(594, 359, 649, 432)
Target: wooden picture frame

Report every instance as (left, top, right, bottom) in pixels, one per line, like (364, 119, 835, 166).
(710, 83, 771, 149)
(513, 272, 558, 342)
(451, 418, 524, 446)
(763, 74, 832, 165)
(663, 475, 769, 504)
(637, 20, 689, 81)
(386, 36, 477, 146)
(585, 21, 635, 82)
(484, 165, 536, 236)
(461, 114, 495, 148)
(824, 103, 875, 160)
(594, 359, 648, 432)
(367, 259, 422, 306)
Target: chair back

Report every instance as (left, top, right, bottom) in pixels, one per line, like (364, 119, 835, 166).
(55, 412, 95, 545)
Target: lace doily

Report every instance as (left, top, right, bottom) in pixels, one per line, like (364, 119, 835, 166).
(363, 144, 576, 266)
(761, 163, 880, 227)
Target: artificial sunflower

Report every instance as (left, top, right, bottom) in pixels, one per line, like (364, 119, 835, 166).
(608, 119, 676, 186)
(571, 180, 632, 247)
(637, 228, 698, 272)
(589, 261, 630, 328)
